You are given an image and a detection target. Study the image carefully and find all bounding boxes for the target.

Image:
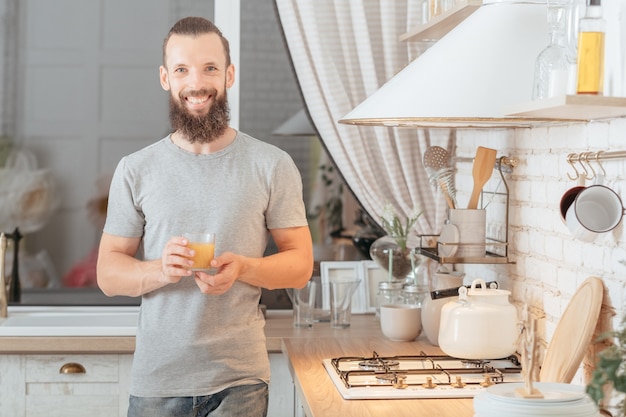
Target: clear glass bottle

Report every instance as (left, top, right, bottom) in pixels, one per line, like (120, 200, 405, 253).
(576, 0, 606, 95)
(532, 0, 571, 100)
(376, 281, 403, 318)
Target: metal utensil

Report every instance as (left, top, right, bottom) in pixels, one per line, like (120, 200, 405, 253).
(423, 146, 457, 209)
(423, 146, 449, 172)
(467, 146, 497, 209)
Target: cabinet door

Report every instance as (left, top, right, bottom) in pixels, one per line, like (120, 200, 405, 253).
(0, 355, 26, 416)
(268, 353, 295, 417)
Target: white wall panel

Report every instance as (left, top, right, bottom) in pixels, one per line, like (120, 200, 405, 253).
(101, 0, 170, 52)
(24, 0, 93, 49)
(100, 66, 167, 125)
(23, 67, 88, 135)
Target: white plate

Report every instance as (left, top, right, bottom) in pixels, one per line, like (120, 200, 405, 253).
(485, 382, 586, 403)
(438, 223, 459, 257)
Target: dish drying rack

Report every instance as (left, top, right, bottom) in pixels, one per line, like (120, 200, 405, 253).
(419, 155, 516, 265)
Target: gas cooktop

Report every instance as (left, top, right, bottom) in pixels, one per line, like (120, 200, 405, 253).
(324, 351, 524, 399)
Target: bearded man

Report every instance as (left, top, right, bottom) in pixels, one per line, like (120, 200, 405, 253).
(97, 16, 313, 417)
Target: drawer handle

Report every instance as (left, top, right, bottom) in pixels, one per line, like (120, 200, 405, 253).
(59, 362, 86, 374)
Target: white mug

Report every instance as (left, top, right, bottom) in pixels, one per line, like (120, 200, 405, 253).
(566, 184, 624, 242)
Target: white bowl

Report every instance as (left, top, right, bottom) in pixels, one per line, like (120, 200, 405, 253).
(380, 304, 421, 342)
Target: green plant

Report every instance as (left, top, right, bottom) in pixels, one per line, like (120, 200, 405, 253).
(587, 316, 626, 416)
(380, 203, 422, 251)
(307, 162, 344, 234)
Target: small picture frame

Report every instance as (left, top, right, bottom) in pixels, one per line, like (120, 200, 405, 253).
(320, 261, 367, 314)
(361, 260, 389, 313)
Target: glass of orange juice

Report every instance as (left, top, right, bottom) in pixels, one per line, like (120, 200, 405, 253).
(183, 232, 216, 272)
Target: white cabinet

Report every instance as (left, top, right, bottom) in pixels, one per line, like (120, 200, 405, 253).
(0, 353, 132, 417)
(268, 353, 296, 417)
(1, 353, 295, 417)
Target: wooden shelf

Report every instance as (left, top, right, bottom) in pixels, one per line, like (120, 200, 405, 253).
(399, 0, 482, 42)
(505, 95, 626, 122)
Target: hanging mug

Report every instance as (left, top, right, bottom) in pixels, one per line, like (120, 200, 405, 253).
(565, 184, 625, 242)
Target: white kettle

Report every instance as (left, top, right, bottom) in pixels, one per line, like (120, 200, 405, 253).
(438, 278, 518, 359)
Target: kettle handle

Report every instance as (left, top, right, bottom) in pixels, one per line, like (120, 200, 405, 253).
(470, 278, 487, 291)
(459, 278, 488, 301)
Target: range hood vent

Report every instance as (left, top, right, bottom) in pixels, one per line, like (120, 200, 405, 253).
(339, 0, 551, 128)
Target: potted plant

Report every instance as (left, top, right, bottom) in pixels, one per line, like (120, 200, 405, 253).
(587, 316, 626, 417)
(368, 203, 422, 281)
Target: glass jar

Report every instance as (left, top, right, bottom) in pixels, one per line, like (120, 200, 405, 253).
(376, 281, 403, 317)
(402, 284, 425, 307)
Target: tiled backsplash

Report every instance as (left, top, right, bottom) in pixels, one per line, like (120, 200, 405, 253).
(454, 117, 626, 385)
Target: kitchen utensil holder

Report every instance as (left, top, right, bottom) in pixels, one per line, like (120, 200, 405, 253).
(419, 155, 516, 264)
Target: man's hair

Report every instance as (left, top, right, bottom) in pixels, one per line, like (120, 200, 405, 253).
(162, 16, 231, 67)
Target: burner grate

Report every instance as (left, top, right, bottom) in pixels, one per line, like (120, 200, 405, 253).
(329, 351, 523, 392)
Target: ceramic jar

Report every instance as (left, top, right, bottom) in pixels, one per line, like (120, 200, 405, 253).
(438, 278, 518, 359)
(421, 271, 464, 346)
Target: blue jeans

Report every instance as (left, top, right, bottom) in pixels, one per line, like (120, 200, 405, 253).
(127, 383, 269, 417)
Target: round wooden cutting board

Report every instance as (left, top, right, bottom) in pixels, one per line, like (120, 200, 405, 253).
(539, 276, 604, 383)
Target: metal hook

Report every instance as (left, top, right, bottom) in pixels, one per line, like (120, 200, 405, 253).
(576, 153, 591, 181)
(595, 151, 607, 178)
(566, 153, 580, 180)
(582, 152, 596, 180)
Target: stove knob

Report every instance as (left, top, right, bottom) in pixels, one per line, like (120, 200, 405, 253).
(422, 377, 437, 389)
(452, 376, 466, 388)
(393, 375, 408, 390)
(480, 375, 494, 387)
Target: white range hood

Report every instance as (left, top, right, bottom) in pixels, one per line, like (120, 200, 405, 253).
(339, 0, 550, 128)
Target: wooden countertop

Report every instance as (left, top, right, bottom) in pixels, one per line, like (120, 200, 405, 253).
(282, 336, 474, 417)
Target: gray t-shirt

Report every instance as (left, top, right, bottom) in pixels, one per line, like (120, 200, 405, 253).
(103, 131, 307, 397)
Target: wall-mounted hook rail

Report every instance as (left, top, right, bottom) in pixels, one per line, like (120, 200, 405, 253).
(566, 150, 624, 181)
(454, 155, 518, 173)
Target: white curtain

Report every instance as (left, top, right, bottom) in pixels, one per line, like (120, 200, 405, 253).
(275, 0, 453, 239)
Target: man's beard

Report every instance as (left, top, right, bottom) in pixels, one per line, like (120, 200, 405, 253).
(169, 88, 230, 144)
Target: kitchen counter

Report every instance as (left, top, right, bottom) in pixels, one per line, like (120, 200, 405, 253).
(0, 310, 384, 353)
(0, 310, 474, 416)
(283, 337, 474, 417)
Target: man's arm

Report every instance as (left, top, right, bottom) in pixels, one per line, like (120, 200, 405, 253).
(195, 226, 313, 294)
(96, 233, 192, 297)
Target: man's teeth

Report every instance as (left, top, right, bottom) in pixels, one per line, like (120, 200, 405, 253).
(187, 96, 208, 104)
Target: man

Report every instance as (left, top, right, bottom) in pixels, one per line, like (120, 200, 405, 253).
(97, 16, 313, 417)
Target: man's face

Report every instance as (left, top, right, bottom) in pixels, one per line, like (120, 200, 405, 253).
(160, 33, 235, 143)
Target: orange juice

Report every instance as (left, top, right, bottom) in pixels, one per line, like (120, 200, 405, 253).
(188, 242, 215, 270)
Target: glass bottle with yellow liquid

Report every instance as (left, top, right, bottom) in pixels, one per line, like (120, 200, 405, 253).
(576, 0, 605, 95)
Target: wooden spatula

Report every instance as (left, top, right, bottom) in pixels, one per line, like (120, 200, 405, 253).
(467, 146, 497, 209)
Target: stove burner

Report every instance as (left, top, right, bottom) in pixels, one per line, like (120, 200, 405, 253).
(358, 359, 400, 371)
(461, 359, 491, 368)
(375, 372, 407, 384)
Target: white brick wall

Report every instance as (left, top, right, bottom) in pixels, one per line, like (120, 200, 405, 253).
(455, 116, 626, 385)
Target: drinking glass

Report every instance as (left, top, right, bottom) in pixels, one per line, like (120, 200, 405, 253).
(183, 232, 216, 272)
(329, 280, 361, 328)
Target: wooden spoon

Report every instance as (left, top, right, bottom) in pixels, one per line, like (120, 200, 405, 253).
(467, 146, 497, 209)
